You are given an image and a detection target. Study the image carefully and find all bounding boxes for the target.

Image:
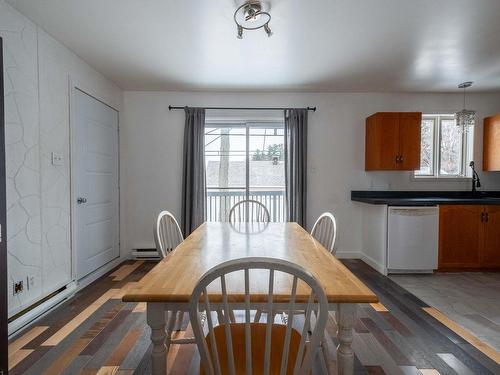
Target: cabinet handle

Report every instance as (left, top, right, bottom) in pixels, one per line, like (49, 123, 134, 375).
(481, 212, 485, 222)
(400, 154, 404, 162)
(486, 212, 489, 222)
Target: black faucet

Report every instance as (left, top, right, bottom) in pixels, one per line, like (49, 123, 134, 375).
(470, 161, 481, 196)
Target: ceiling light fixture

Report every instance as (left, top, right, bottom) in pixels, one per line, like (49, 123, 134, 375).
(234, 1, 272, 39)
(455, 81, 476, 133)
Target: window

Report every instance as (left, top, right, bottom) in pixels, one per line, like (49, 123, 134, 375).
(204, 121, 285, 222)
(415, 115, 473, 178)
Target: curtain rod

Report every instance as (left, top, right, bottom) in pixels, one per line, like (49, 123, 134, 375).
(168, 105, 316, 112)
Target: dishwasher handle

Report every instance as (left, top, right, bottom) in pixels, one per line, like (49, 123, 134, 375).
(389, 207, 438, 217)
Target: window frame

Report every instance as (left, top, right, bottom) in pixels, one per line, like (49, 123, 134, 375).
(204, 120, 286, 221)
(414, 114, 473, 179)
(205, 119, 285, 194)
(416, 117, 436, 177)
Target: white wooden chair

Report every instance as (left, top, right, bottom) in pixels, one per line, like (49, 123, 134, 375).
(189, 257, 328, 375)
(229, 200, 270, 323)
(154, 210, 184, 258)
(153, 211, 195, 348)
(229, 199, 270, 223)
(256, 213, 338, 328)
(311, 212, 338, 255)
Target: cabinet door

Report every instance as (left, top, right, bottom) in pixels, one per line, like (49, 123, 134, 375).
(482, 206, 500, 267)
(399, 112, 422, 170)
(483, 115, 500, 171)
(365, 113, 400, 170)
(439, 205, 483, 269)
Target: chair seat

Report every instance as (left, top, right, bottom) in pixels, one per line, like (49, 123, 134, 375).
(202, 323, 303, 375)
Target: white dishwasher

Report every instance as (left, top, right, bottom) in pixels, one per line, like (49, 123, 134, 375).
(387, 206, 439, 273)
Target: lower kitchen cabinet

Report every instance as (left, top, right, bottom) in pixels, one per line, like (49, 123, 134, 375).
(439, 205, 482, 269)
(439, 205, 500, 270)
(483, 205, 500, 267)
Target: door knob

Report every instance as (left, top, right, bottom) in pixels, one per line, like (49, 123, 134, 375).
(77, 197, 87, 204)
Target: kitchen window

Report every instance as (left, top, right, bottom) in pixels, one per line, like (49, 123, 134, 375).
(415, 114, 473, 178)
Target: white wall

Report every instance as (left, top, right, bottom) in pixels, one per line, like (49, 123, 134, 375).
(1, 0, 123, 317)
(121, 91, 500, 258)
(360, 204, 388, 273)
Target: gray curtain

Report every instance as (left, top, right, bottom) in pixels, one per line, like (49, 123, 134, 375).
(284, 109, 308, 227)
(181, 107, 206, 236)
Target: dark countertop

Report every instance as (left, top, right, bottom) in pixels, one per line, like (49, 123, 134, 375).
(351, 191, 500, 206)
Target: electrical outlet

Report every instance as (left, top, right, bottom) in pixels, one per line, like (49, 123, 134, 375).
(51, 152, 64, 166)
(13, 280, 24, 295)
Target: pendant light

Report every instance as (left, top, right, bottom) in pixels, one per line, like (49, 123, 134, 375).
(454, 81, 476, 133)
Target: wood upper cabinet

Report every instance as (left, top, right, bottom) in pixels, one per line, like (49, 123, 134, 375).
(399, 113, 422, 170)
(439, 205, 500, 270)
(365, 112, 422, 170)
(483, 115, 500, 171)
(439, 205, 482, 269)
(365, 113, 399, 170)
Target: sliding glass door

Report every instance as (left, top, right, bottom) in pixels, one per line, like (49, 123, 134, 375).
(248, 124, 285, 221)
(205, 125, 246, 222)
(204, 121, 285, 222)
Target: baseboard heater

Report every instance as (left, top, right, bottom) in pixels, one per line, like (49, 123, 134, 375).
(131, 248, 160, 260)
(8, 281, 77, 336)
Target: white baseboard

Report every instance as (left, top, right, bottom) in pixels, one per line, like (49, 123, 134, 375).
(335, 250, 387, 275)
(8, 282, 77, 336)
(77, 256, 128, 290)
(361, 253, 387, 275)
(335, 250, 363, 259)
(8, 255, 129, 338)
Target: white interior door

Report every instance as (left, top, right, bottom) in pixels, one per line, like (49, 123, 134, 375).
(74, 89, 119, 279)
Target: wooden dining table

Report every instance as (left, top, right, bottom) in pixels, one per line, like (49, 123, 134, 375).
(123, 222, 378, 374)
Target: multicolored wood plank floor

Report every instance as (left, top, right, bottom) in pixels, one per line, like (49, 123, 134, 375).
(8, 259, 500, 374)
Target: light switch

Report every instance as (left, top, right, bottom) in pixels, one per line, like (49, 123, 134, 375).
(51, 152, 64, 166)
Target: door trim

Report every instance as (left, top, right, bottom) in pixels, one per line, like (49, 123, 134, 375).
(68, 78, 121, 281)
(0, 36, 8, 375)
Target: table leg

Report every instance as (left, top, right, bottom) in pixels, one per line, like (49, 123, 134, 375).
(336, 303, 356, 375)
(147, 302, 167, 375)
(165, 309, 178, 351)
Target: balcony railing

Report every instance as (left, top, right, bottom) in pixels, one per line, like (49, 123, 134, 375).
(207, 188, 286, 222)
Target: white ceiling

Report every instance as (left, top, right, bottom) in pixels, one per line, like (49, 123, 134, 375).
(8, 0, 500, 92)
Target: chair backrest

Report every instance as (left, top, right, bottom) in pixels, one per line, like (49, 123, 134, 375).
(311, 212, 337, 255)
(153, 210, 184, 258)
(229, 199, 270, 223)
(189, 257, 328, 375)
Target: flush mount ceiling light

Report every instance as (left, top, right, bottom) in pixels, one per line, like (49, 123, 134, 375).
(455, 81, 476, 133)
(234, 1, 272, 39)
